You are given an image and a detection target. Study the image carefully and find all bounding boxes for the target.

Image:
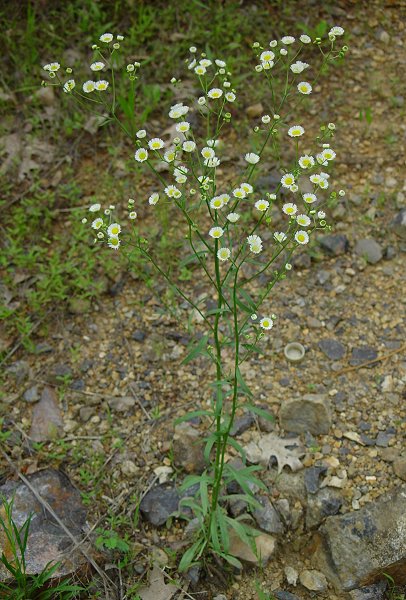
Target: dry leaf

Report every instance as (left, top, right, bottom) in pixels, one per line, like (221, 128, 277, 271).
(138, 564, 178, 600)
(245, 433, 305, 473)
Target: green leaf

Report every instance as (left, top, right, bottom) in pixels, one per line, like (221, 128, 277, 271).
(174, 409, 214, 425)
(205, 307, 231, 316)
(226, 437, 246, 461)
(181, 334, 209, 365)
(216, 551, 242, 569)
(225, 516, 255, 551)
(217, 508, 229, 553)
(236, 367, 253, 397)
(179, 538, 205, 572)
(210, 511, 221, 552)
(242, 404, 275, 422)
(200, 478, 209, 516)
(204, 432, 218, 463)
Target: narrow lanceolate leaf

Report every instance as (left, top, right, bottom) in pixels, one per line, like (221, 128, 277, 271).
(216, 507, 230, 553)
(241, 404, 275, 422)
(236, 366, 253, 397)
(174, 409, 214, 425)
(216, 551, 242, 570)
(204, 432, 217, 463)
(181, 334, 209, 364)
(226, 436, 246, 461)
(210, 511, 221, 553)
(179, 538, 206, 572)
(225, 516, 255, 550)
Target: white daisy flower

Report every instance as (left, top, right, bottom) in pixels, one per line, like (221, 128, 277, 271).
(290, 183, 299, 193)
(176, 121, 190, 133)
(262, 60, 274, 70)
(189, 46, 197, 53)
(134, 148, 148, 162)
(209, 226, 224, 239)
(260, 50, 275, 62)
(182, 140, 196, 152)
(227, 212, 240, 223)
(136, 129, 146, 138)
(310, 174, 321, 184)
(255, 199, 269, 211)
(330, 26, 344, 36)
(296, 214, 311, 227)
(164, 185, 181, 198)
(83, 80, 95, 93)
(208, 88, 223, 99)
(247, 234, 262, 247)
(295, 230, 309, 244)
(107, 223, 121, 236)
(215, 59, 226, 67)
(92, 217, 103, 229)
(318, 210, 326, 219)
(303, 193, 317, 204)
(288, 125, 304, 137)
(322, 148, 336, 161)
(201, 146, 215, 159)
(328, 122, 336, 130)
(217, 247, 231, 261)
(129, 211, 137, 219)
(117, 34, 124, 41)
(280, 48, 288, 55)
(297, 81, 312, 94)
(300, 34, 311, 44)
(149, 192, 159, 205)
(290, 60, 309, 74)
(233, 187, 246, 199)
(43, 62, 60, 72)
(204, 157, 220, 168)
(100, 33, 113, 43)
(274, 231, 287, 243)
(89, 203, 101, 212)
(269, 40, 278, 47)
(207, 139, 220, 148)
(316, 153, 328, 166)
(282, 202, 298, 216)
(169, 102, 189, 119)
(245, 152, 260, 164)
(262, 115, 271, 123)
(90, 62, 105, 71)
(195, 65, 206, 75)
(248, 241, 263, 254)
(319, 178, 329, 189)
(174, 166, 188, 180)
(200, 59, 212, 67)
(281, 36, 295, 44)
(127, 64, 135, 72)
(108, 236, 120, 249)
(220, 193, 230, 204)
(299, 155, 315, 169)
(210, 196, 225, 209)
(225, 92, 236, 102)
(197, 96, 206, 105)
(148, 138, 164, 150)
(281, 173, 295, 188)
(95, 80, 109, 91)
(63, 79, 75, 93)
(260, 317, 273, 330)
(240, 182, 253, 194)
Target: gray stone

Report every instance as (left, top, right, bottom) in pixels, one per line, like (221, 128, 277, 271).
(107, 396, 136, 412)
(23, 385, 40, 403)
(318, 234, 349, 256)
(0, 469, 89, 579)
(314, 486, 406, 590)
(132, 330, 146, 342)
(375, 431, 393, 448)
(29, 387, 63, 442)
(391, 209, 406, 240)
(6, 360, 30, 384)
(318, 339, 346, 361)
(349, 581, 387, 600)
(279, 394, 331, 435)
(228, 529, 276, 566)
(274, 591, 300, 600)
(230, 413, 254, 436)
(253, 496, 285, 534)
(140, 484, 180, 526)
(173, 423, 206, 474)
(304, 466, 327, 494)
(354, 239, 383, 264)
(393, 457, 406, 481)
(35, 342, 53, 354)
(305, 488, 342, 529)
(349, 347, 378, 367)
(299, 569, 328, 592)
(377, 29, 390, 43)
(79, 406, 94, 422)
(50, 363, 73, 383)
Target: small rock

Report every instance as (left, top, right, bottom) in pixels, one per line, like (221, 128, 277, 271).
(23, 385, 40, 403)
(306, 488, 342, 529)
(349, 581, 387, 600)
(50, 364, 73, 383)
(349, 347, 378, 367)
(228, 529, 276, 566)
(6, 360, 30, 384)
(68, 297, 91, 314)
(393, 457, 406, 481)
(318, 339, 346, 361)
(304, 466, 327, 494)
(245, 102, 263, 118)
(132, 330, 146, 342)
(173, 423, 206, 473)
(284, 565, 299, 586)
(121, 460, 139, 476)
(35, 342, 53, 354)
(274, 591, 300, 600)
(140, 484, 180, 526)
(230, 413, 254, 436)
(253, 496, 285, 534)
(29, 387, 63, 442)
(319, 234, 349, 256)
(108, 396, 136, 412)
(79, 406, 94, 422)
(316, 269, 331, 285)
(375, 431, 393, 448)
(391, 209, 406, 240)
(380, 448, 399, 463)
(299, 569, 328, 592)
(376, 29, 390, 43)
(354, 239, 383, 264)
(279, 394, 331, 435)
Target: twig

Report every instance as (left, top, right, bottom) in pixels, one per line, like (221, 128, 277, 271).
(0, 449, 116, 591)
(334, 343, 406, 376)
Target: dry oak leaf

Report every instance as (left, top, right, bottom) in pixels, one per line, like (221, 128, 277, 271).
(245, 432, 305, 473)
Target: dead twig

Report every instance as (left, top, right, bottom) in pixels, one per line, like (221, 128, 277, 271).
(334, 343, 406, 376)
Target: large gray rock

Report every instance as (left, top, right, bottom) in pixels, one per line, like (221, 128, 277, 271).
(314, 486, 406, 590)
(173, 423, 206, 474)
(354, 238, 383, 264)
(279, 394, 331, 435)
(29, 386, 63, 442)
(391, 208, 406, 240)
(140, 484, 180, 526)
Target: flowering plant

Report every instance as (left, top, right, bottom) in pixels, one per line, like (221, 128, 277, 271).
(42, 25, 348, 570)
